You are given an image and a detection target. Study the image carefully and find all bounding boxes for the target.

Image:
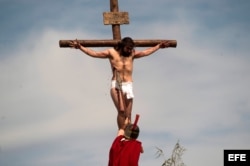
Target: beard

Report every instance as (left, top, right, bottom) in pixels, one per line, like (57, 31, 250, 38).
(121, 50, 132, 57)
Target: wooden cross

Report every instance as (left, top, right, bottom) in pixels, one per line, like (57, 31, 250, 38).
(59, 0, 177, 48)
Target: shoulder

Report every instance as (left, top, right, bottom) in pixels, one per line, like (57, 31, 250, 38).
(109, 48, 117, 53)
(108, 48, 120, 58)
(113, 135, 124, 143)
(132, 50, 140, 58)
(131, 139, 142, 144)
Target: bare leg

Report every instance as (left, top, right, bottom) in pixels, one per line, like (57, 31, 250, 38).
(124, 98, 133, 124)
(110, 88, 133, 129)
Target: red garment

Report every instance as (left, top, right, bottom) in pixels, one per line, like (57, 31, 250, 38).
(108, 135, 142, 166)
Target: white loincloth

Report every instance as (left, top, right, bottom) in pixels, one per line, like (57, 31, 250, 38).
(111, 80, 134, 99)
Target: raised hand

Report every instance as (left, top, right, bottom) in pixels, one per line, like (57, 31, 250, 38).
(159, 41, 170, 48)
(69, 39, 81, 49)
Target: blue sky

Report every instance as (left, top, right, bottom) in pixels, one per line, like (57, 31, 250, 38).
(0, 0, 250, 166)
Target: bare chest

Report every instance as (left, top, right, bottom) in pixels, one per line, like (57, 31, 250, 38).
(112, 56, 133, 70)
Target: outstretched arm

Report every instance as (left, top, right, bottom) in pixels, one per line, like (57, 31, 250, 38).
(134, 41, 170, 59)
(69, 39, 110, 58)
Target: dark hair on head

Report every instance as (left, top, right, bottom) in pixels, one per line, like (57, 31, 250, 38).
(117, 37, 135, 50)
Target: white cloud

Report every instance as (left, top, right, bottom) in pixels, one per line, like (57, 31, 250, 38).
(0, 28, 117, 148)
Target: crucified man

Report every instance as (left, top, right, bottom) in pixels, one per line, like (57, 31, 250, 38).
(69, 37, 170, 129)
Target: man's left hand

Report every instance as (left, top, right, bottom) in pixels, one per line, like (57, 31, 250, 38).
(159, 41, 170, 48)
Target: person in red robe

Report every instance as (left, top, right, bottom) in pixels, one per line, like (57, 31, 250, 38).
(108, 117, 144, 166)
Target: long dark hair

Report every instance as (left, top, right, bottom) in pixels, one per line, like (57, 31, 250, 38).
(116, 37, 135, 51)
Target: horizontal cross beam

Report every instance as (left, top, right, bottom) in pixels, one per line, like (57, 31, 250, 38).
(59, 39, 177, 48)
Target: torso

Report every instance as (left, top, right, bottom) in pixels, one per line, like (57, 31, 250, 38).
(109, 48, 134, 82)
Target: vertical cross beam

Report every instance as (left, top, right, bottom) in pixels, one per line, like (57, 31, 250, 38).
(110, 0, 121, 40)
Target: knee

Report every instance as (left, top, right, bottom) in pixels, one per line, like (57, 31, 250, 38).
(118, 111, 131, 119)
(118, 111, 129, 123)
(126, 112, 131, 118)
(118, 111, 126, 117)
